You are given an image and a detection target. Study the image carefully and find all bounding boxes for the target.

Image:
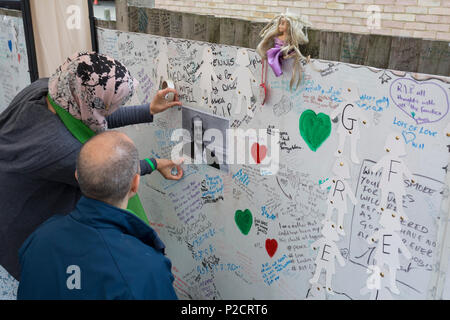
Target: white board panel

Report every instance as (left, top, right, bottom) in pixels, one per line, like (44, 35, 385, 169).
(0, 14, 30, 112)
(97, 27, 450, 300)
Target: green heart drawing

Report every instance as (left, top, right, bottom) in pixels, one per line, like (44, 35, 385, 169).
(299, 109, 332, 152)
(234, 209, 253, 235)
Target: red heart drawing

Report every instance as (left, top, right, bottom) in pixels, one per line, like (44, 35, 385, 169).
(265, 239, 278, 258)
(251, 143, 267, 164)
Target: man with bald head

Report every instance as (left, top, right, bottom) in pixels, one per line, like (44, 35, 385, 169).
(17, 131, 179, 300)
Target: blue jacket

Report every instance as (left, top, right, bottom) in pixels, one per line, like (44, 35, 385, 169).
(17, 196, 178, 300)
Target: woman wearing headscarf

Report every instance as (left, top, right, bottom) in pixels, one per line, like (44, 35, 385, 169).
(0, 52, 183, 280)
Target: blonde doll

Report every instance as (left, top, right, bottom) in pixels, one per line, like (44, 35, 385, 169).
(256, 13, 312, 90)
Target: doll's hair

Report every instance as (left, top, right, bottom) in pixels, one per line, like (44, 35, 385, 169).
(256, 13, 312, 90)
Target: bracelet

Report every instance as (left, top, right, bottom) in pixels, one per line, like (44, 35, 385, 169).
(145, 158, 156, 171)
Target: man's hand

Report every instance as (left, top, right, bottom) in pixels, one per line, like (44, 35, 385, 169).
(150, 88, 182, 115)
(156, 158, 184, 180)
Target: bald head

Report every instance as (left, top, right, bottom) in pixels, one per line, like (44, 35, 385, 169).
(76, 131, 140, 206)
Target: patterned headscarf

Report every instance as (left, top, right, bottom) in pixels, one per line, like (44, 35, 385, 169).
(48, 52, 138, 133)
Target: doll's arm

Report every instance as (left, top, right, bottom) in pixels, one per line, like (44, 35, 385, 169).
(345, 181, 358, 205)
(396, 235, 412, 260)
(371, 158, 385, 174)
(334, 244, 346, 267)
(359, 285, 372, 296)
(195, 66, 203, 79)
(311, 239, 322, 250)
(330, 102, 344, 120)
(356, 108, 370, 128)
(230, 69, 238, 83)
(402, 162, 415, 182)
(248, 69, 257, 84)
(211, 69, 218, 82)
(368, 230, 381, 245)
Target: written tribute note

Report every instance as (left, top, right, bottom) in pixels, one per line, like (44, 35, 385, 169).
(390, 78, 449, 125)
(348, 160, 443, 297)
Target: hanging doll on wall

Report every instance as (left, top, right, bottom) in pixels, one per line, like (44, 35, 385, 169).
(154, 39, 170, 90)
(230, 48, 257, 115)
(330, 83, 369, 164)
(309, 219, 346, 294)
(195, 46, 218, 107)
(320, 158, 357, 236)
(367, 208, 412, 295)
(256, 13, 312, 93)
(371, 133, 415, 212)
(360, 264, 394, 300)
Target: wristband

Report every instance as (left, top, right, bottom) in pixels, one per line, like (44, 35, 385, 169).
(145, 158, 156, 171)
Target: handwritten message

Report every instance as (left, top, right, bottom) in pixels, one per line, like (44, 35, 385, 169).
(349, 160, 442, 293)
(390, 78, 449, 124)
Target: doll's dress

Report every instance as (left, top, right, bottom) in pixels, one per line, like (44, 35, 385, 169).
(267, 37, 285, 77)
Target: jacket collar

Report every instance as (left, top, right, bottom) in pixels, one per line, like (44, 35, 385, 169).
(70, 196, 166, 253)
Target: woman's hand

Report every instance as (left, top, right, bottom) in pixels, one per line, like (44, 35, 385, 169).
(150, 88, 183, 115)
(155, 158, 184, 180)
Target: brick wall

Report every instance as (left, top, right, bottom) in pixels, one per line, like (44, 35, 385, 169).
(154, 0, 450, 41)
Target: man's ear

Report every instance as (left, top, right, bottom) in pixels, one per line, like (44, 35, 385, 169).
(130, 174, 140, 195)
(75, 170, 79, 182)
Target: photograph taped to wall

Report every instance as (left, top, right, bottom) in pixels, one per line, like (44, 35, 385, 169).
(181, 105, 230, 173)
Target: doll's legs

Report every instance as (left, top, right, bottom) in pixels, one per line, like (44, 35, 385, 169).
(209, 90, 215, 107)
(334, 133, 346, 157)
(308, 285, 325, 299)
(235, 94, 243, 114)
(395, 203, 408, 222)
(360, 280, 380, 300)
(337, 209, 346, 235)
(201, 89, 209, 106)
(380, 188, 404, 212)
(309, 265, 323, 284)
(325, 267, 334, 294)
(388, 266, 400, 294)
(378, 187, 390, 210)
(325, 204, 335, 221)
(350, 136, 360, 164)
(245, 95, 254, 117)
(393, 191, 405, 212)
